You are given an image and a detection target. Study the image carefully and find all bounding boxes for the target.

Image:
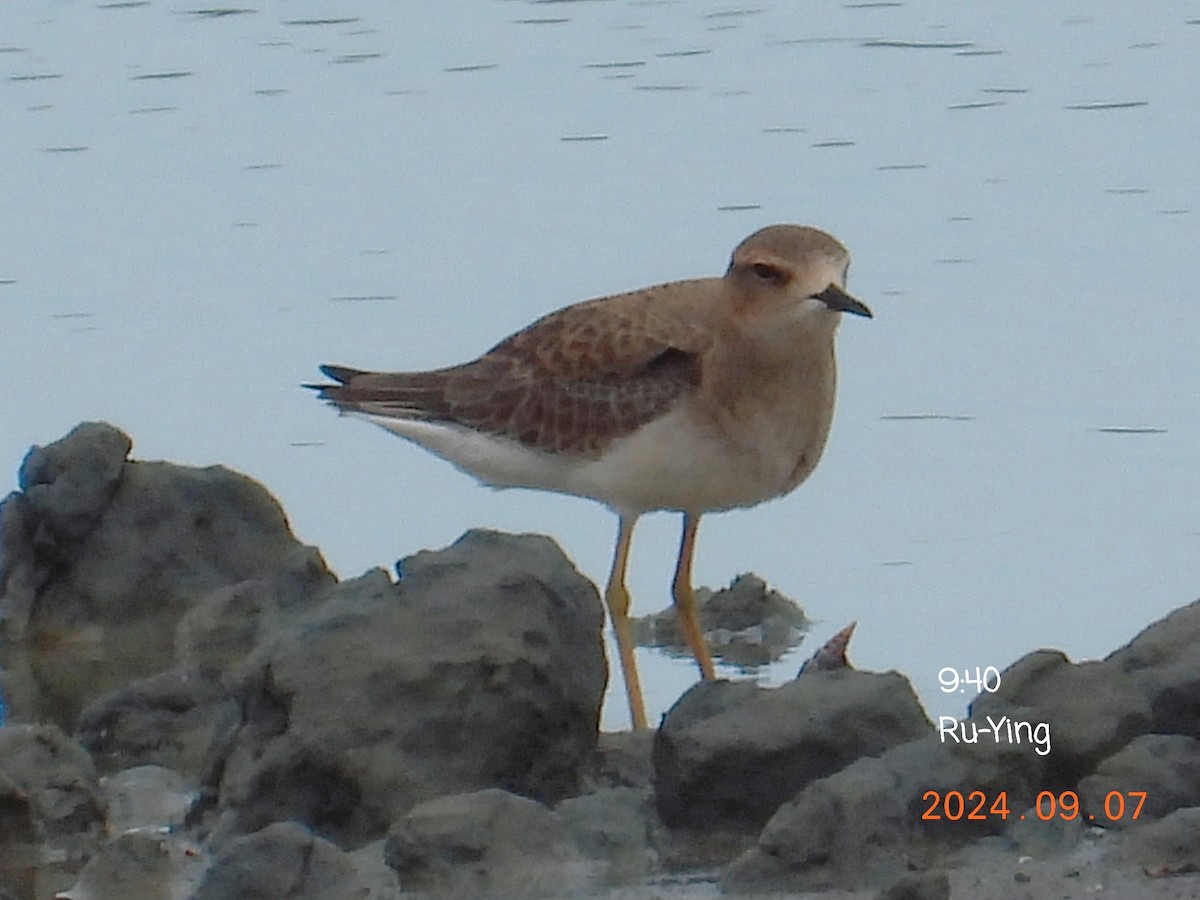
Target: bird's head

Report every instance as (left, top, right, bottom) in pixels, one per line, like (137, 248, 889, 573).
(725, 225, 873, 331)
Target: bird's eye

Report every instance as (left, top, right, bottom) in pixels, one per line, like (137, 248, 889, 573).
(751, 262, 785, 283)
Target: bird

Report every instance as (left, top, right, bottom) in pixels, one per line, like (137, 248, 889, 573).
(309, 224, 872, 730)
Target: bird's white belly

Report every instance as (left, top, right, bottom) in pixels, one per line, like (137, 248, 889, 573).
(356, 413, 582, 492)
(356, 401, 821, 517)
(564, 405, 812, 516)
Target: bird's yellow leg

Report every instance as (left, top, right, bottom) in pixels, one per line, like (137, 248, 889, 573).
(604, 515, 648, 731)
(672, 513, 716, 680)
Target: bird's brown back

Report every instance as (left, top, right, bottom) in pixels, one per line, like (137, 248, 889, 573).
(317, 279, 724, 456)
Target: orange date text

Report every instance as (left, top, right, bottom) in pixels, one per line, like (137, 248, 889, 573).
(919, 790, 1147, 823)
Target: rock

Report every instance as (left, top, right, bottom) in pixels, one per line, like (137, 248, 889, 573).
(0, 773, 39, 900)
(193, 821, 398, 900)
(725, 731, 1047, 891)
(99, 766, 195, 836)
(723, 599, 1200, 893)
(967, 650, 1147, 785)
(0, 725, 104, 844)
(215, 531, 606, 847)
(1006, 801, 1089, 859)
(1078, 735, 1200, 829)
(727, 748, 925, 891)
(1121, 806, 1200, 876)
(556, 787, 659, 884)
(74, 668, 240, 782)
(876, 869, 950, 900)
(970, 599, 1200, 786)
(593, 729, 655, 790)
(55, 829, 202, 900)
(17, 422, 130, 545)
(653, 670, 931, 830)
(385, 788, 590, 897)
(9, 424, 1200, 899)
(0, 422, 333, 728)
(633, 574, 807, 669)
(174, 547, 336, 681)
(0, 724, 106, 896)
(175, 544, 335, 677)
(1108, 600, 1200, 734)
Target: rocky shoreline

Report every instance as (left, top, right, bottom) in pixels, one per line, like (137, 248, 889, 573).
(1, 422, 1198, 899)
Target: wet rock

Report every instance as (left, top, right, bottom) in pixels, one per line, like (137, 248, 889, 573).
(0, 725, 105, 844)
(175, 544, 335, 677)
(967, 650, 1146, 784)
(99, 766, 194, 836)
(593, 729, 655, 790)
(876, 868, 950, 900)
(653, 670, 931, 830)
(1109, 600, 1200, 732)
(1006, 800, 1089, 859)
(725, 731, 1046, 891)
(1078, 735, 1200, 828)
(0, 773, 39, 900)
(723, 601, 1200, 892)
(970, 599, 1200, 785)
(0, 724, 105, 896)
(56, 829, 202, 900)
(193, 821, 397, 900)
(216, 531, 606, 847)
(8, 425, 1200, 899)
(633, 574, 807, 668)
(727, 746, 926, 891)
(385, 788, 590, 897)
(556, 787, 659, 884)
(948, 829, 1200, 898)
(0, 422, 332, 728)
(16, 422, 129, 546)
(1121, 806, 1200, 876)
(74, 668, 239, 782)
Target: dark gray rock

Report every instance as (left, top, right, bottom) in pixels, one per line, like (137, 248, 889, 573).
(216, 531, 606, 848)
(17, 421, 130, 544)
(0, 422, 332, 728)
(176, 544, 336, 677)
(876, 869, 950, 900)
(968, 650, 1147, 785)
(0, 773, 39, 900)
(385, 788, 589, 897)
(194, 821, 398, 900)
(99, 765, 195, 835)
(633, 574, 807, 669)
(1120, 806, 1200, 876)
(949, 829, 1200, 899)
(59, 829, 202, 900)
(723, 598, 1200, 892)
(727, 747, 926, 891)
(74, 668, 240, 781)
(1078, 735, 1200, 828)
(556, 787, 659, 883)
(9, 425, 1200, 899)
(593, 729, 655, 790)
(0, 724, 105, 895)
(653, 670, 931, 830)
(970, 599, 1200, 787)
(0, 724, 104, 843)
(1108, 600, 1200, 735)
(725, 731, 1046, 891)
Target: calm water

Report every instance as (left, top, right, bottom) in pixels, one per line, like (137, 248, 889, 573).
(3, 1, 1197, 730)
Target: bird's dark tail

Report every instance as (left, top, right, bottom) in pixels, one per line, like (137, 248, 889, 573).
(302, 364, 364, 396)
